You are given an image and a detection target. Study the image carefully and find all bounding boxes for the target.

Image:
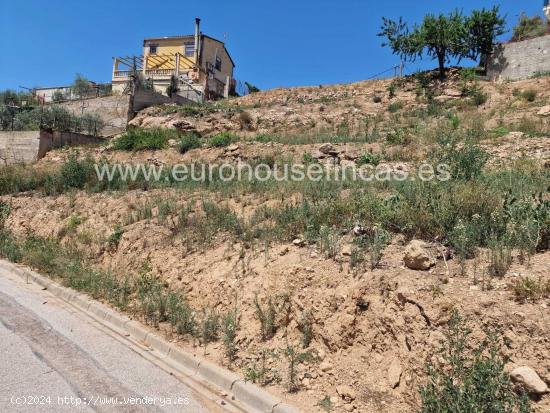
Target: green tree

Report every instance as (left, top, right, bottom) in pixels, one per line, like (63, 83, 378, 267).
(379, 11, 468, 79)
(380, 8, 507, 79)
(71, 74, 91, 100)
(0, 90, 21, 106)
(52, 90, 65, 103)
(245, 82, 260, 94)
(166, 75, 179, 97)
(466, 6, 506, 71)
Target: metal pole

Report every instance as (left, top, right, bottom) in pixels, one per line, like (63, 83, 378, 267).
(194, 18, 201, 67)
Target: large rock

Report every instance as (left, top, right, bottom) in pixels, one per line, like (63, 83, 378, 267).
(510, 366, 549, 395)
(336, 385, 357, 402)
(537, 105, 550, 117)
(387, 358, 402, 388)
(403, 240, 436, 270)
(319, 143, 339, 156)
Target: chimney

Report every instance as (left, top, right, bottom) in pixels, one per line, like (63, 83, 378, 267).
(194, 18, 201, 66)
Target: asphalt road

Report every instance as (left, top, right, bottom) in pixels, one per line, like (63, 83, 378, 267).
(0, 267, 225, 413)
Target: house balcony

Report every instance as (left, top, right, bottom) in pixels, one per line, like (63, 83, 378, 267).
(112, 53, 197, 82)
(112, 69, 177, 80)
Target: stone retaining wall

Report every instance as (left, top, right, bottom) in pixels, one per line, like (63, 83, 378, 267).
(488, 35, 550, 81)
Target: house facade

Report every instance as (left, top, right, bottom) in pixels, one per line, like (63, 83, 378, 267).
(112, 19, 235, 101)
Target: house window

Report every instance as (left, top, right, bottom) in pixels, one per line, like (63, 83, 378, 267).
(149, 45, 158, 55)
(215, 56, 222, 71)
(184, 42, 195, 57)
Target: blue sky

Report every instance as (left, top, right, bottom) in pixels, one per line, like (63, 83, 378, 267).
(0, 1, 545, 91)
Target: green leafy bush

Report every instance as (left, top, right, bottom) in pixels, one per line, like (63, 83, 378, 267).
(222, 311, 238, 361)
(471, 89, 488, 106)
(59, 155, 92, 190)
(356, 152, 383, 166)
(254, 294, 277, 341)
(177, 132, 202, 154)
(432, 135, 489, 181)
(254, 134, 279, 143)
(0, 229, 22, 262)
(420, 311, 531, 413)
(107, 225, 123, 247)
(520, 89, 537, 102)
(388, 101, 404, 113)
(512, 13, 547, 42)
(208, 131, 239, 148)
(0, 201, 10, 226)
(112, 128, 176, 151)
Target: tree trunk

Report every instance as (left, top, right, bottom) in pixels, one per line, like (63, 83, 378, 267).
(437, 53, 446, 80)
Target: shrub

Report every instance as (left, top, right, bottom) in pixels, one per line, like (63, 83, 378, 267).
(386, 127, 409, 145)
(107, 225, 123, 247)
(245, 82, 260, 94)
(388, 101, 404, 113)
(356, 152, 383, 166)
(0, 229, 22, 262)
(243, 349, 280, 386)
(0, 201, 10, 227)
(512, 13, 547, 42)
(387, 82, 397, 99)
(112, 128, 175, 151)
(177, 132, 201, 154)
(368, 228, 390, 269)
(419, 311, 531, 413)
(59, 155, 93, 191)
(372, 96, 382, 103)
(432, 135, 489, 181)
(471, 89, 488, 106)
(22, 236, 64, 275)
(531, 70, 550, 78)
(167, 292, 197, 336)
(284, 345, 313, 393)
(298, 311, 313, 348)
(254, 134, 279, 143)
(450, 219, 481, 273)
(208, 131, 238, 148)
(66, 214, 83, 234)
(488, 239, 513, 277)
(78, 113, 104, 135)
(318, 226, 340, 259)
(520, 89, 537, 102)
(200, 310, 220, 347)
(222, 310, 238, 361)
(510, 277, 550, 303)
(5, 104, 103, 134)
(52, 90, 65, 103)
(254, 294, 277, 341)
(318, 396, 333, 412)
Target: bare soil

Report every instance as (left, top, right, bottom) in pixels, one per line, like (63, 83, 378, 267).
(4, 72, 550, 412)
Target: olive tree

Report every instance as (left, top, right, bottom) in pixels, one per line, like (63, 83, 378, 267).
(379, 7, 507, 78)
(379, 10, 467, 79)
(466, 6, 506, 71)
(71, 74, 91, 100)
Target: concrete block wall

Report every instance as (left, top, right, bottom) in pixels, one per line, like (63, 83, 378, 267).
(37, 130, 106, 160)
(132, 87, 191, 112)
(488, 35, 550, 81)
(0, 131, 40, 165)
(60, 95, 131, 136)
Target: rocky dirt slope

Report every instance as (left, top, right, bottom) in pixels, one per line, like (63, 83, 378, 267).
(3, 71, 550, 412)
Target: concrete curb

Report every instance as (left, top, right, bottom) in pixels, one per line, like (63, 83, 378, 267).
(0, 260, 301, 413)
